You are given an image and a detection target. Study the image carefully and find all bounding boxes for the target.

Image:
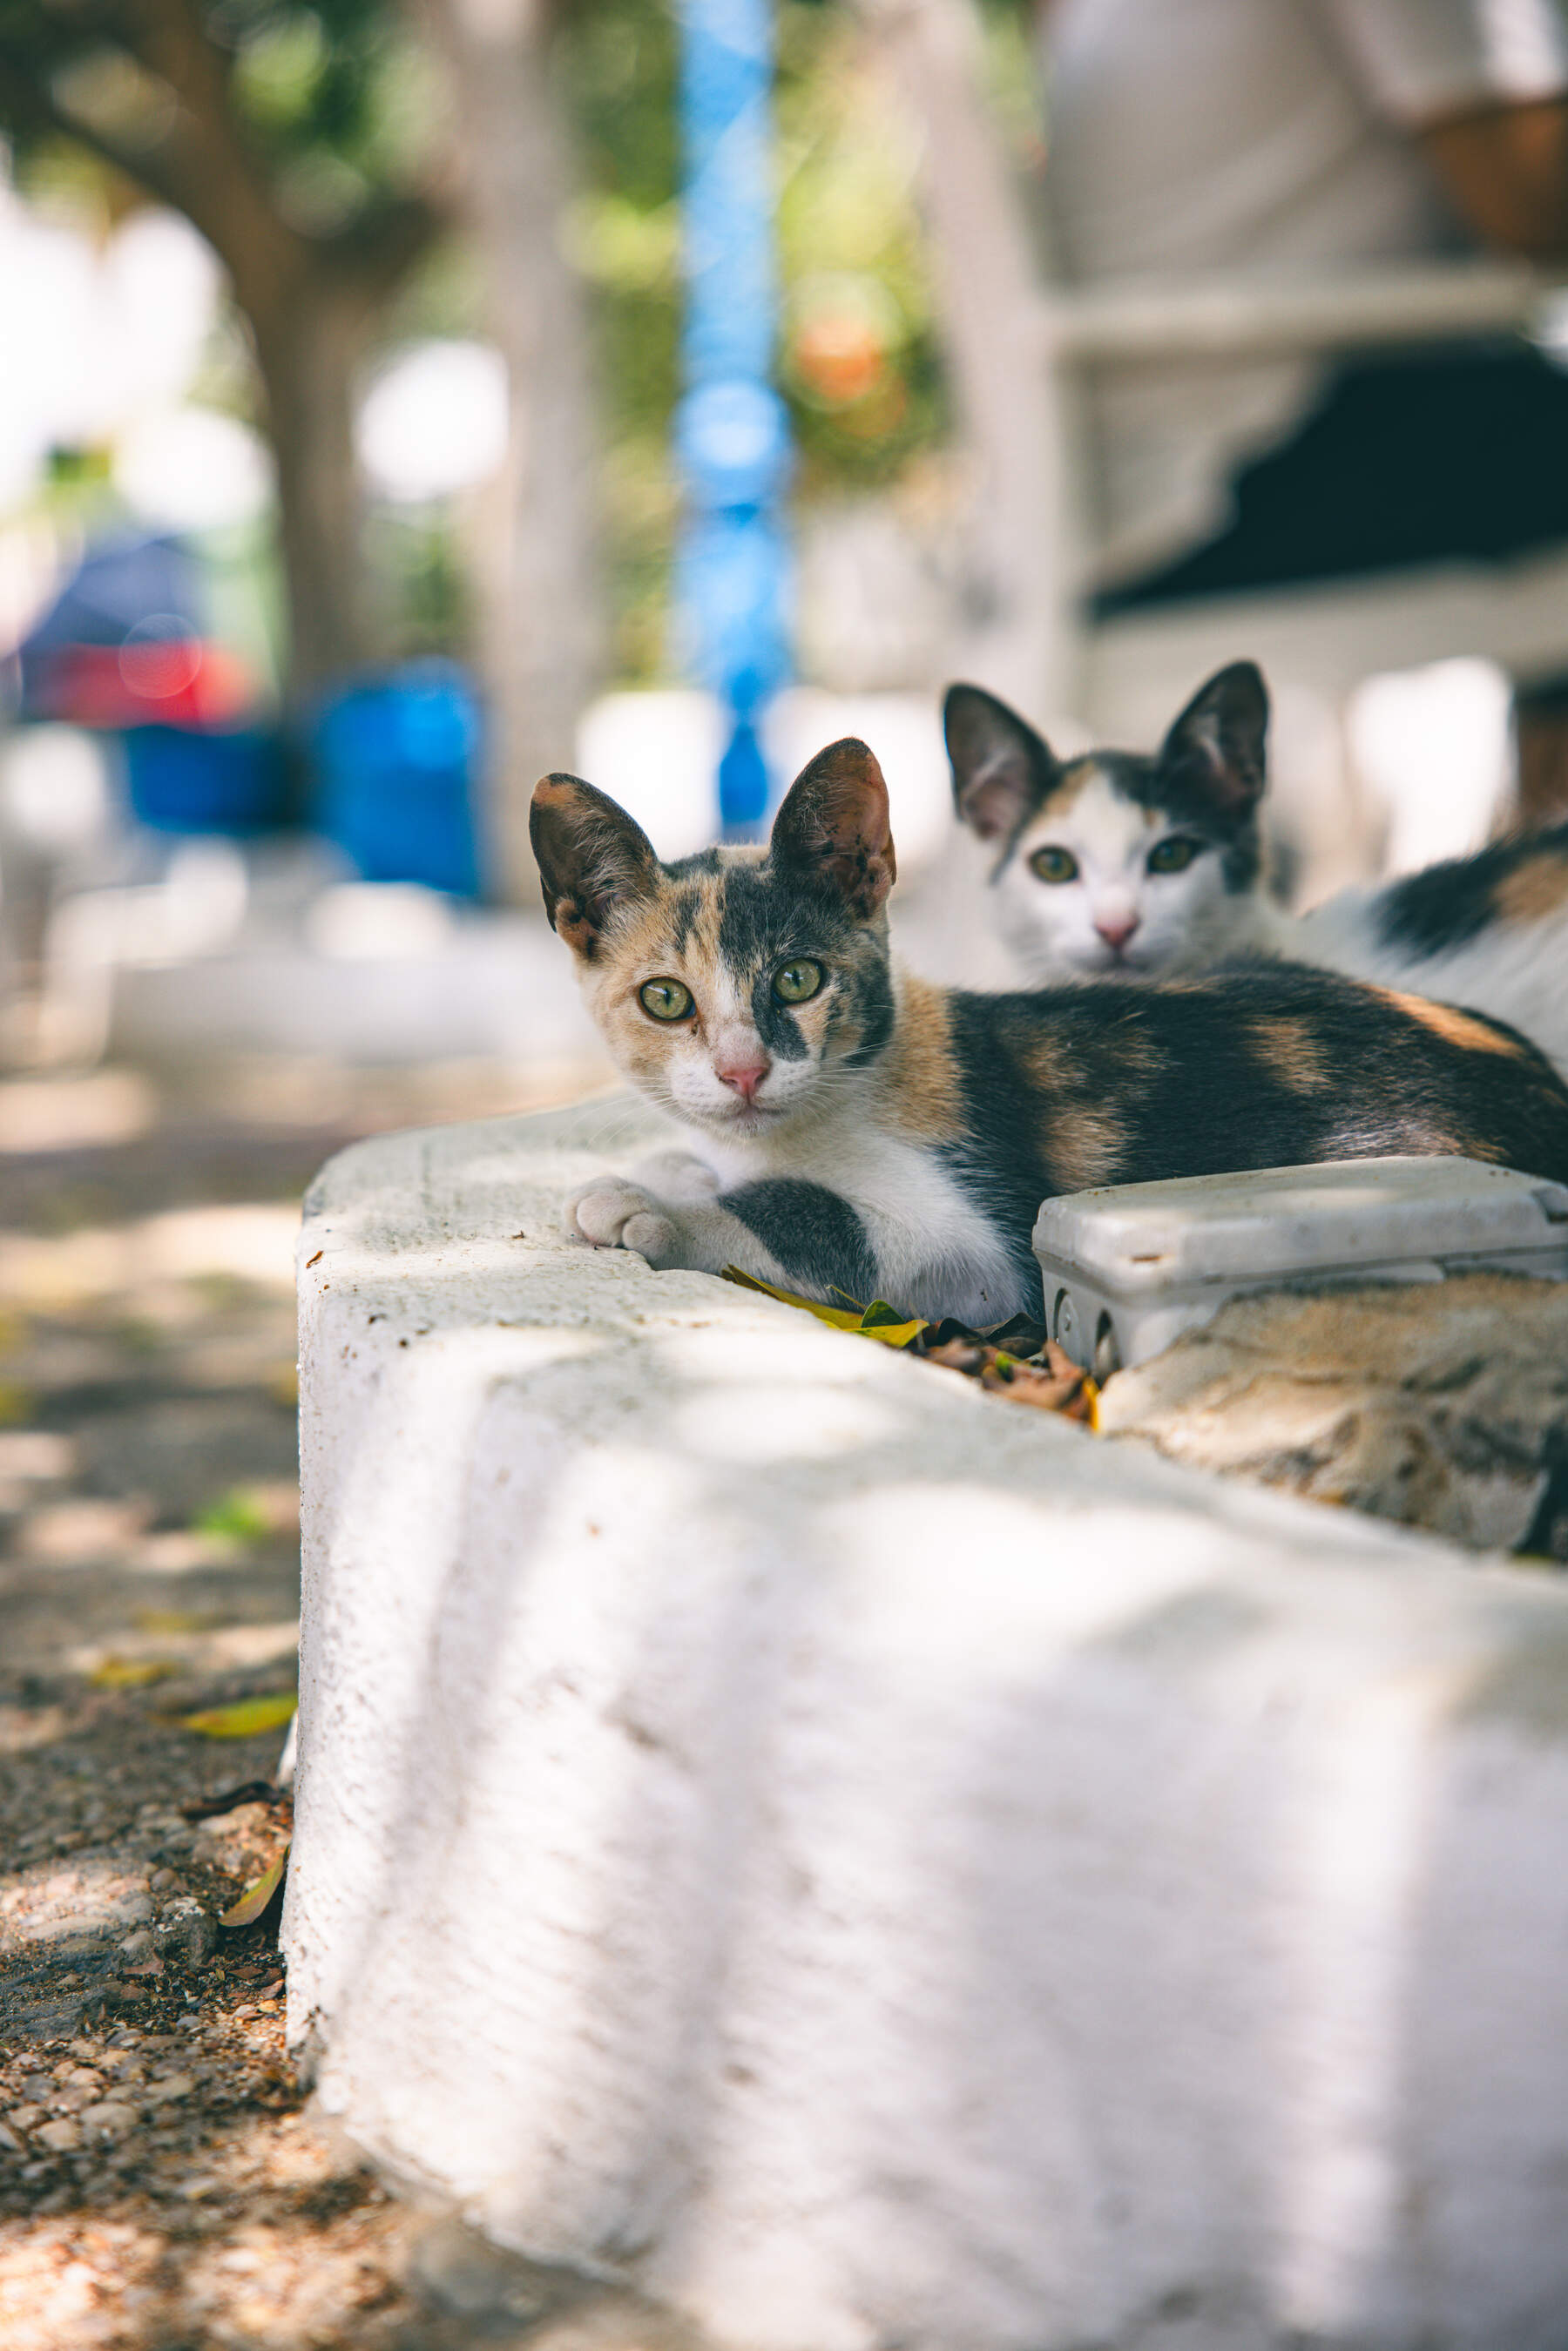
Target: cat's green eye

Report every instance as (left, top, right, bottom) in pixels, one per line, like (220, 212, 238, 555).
(1148, 836, 1201, 875)
(1030, 846, 1079, 885)
(639, 977, 693, 1022)
(773, 959, 824, 1004)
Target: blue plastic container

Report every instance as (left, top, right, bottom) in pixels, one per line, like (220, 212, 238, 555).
(124, 724, 287, 835)
(311, 666, 482, 898)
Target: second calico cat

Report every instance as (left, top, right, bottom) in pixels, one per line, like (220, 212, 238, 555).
(531, 737, 1568, 1325)
(945, 662, 1568, 1081)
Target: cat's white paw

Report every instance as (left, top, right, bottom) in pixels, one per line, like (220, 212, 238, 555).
(628, 1148, 720, 1205)
(565, 1176, 682, 1267)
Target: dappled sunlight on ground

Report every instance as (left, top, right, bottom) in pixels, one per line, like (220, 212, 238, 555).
(0, 1055, 615, 2348)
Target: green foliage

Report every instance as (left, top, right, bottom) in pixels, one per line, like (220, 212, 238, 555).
(194, 1486, 273, 1546)
(366, 507, 473, 662)
(775, 3, 948, 493)
(0, 0, 445, 237)
(560, 0, 683, 683)
(561, 0, 951, 683)
(3, 0, 971, 690)
(223, 0, 447, 231)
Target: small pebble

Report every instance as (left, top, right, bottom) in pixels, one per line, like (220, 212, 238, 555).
(36, 2118, 81, 2153)
(79, 2100, 138, 2139)
(144, 2071, 198, 2106)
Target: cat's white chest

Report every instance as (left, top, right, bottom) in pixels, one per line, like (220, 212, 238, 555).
(704, 1119, 1027, 1324)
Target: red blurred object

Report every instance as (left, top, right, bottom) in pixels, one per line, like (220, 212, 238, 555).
(792, 314, 889, 407)
(27, 638, 256, 729)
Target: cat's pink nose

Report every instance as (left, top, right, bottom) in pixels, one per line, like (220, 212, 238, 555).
(717, 1057, 769, 1101)
(1095, 911, 1140, 952)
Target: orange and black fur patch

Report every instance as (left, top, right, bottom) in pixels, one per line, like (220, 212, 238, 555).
(535, 745, 1568, 1321)
(936, 966, 1568, 1305)
(1377, 821, 1568, 954)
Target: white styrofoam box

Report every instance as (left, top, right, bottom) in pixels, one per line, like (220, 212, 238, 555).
(1036, 1155, 1568, 1376)
(287, 1098, 1568, 2351)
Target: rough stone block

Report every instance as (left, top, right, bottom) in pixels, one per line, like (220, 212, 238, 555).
(1098, 1274, 1568, 1552)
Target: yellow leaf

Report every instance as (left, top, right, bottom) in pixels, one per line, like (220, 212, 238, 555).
(179, 1692, 297, 1739)
(854, 1301, 927, 1348)
(720, 1267, 927, 1347)
(135, 1608, 211, 1636)
(723, 1265, 862, 1327)
(89, 1657, 174, 1690)
(0, 1381, 34, 1427)
(220, 1844, 289, 1928)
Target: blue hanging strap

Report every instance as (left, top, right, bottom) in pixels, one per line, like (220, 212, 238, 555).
(675, 0, 793, 839)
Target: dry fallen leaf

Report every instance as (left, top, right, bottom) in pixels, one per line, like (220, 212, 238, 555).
(88, 1656, 176, 1690)
(179, 1692, 298, 1739)
(721, 1266, 927, 1347)
(134, 1607, 213, 1636)
(182, 1779, 287, 1821)
(926, 1334, 1098, 1423)
(220, 1843, 289, 1929)
(719, 1268, 1096, 1422)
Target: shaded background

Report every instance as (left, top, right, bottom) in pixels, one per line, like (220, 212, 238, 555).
(3, 0, 1566, 1084)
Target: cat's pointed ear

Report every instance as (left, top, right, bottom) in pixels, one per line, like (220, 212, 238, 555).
(1158, 662, 1269, 817)
(943, 683, 1056, 843)
(770, 738, 897, 922)
(530, 774, 659, 959)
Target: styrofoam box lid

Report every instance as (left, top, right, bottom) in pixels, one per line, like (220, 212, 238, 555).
(1032, 1155, 1568, 1293)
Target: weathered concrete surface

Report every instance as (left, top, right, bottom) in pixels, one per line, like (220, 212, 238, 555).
(1098, 1275, 1568, 1555)
(287, 1101, 1568, 2351)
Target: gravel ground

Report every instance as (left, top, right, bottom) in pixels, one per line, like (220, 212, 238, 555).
(0, 1058, 681, 2351)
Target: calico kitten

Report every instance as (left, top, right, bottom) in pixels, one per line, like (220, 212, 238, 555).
(944, 664, 1276, 981)
(531, 739, 1568, 1326)
(946, 663, 1568, 1081)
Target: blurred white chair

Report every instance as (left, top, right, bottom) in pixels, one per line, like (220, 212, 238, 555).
(862, 0, 1568, 899)
(1033, 265, 1568, 891)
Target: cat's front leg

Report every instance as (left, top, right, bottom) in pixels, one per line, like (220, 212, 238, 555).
(566, 1174, 686, 1267)
(564, 1173, 767, 1280)
(625, 1148, 722, 1205)
(564, 1171, 881, 1307)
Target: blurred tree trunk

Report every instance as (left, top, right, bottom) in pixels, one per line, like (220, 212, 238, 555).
(852, 0, 1078, 721)
(0, 5, 447, 708)
(430, 0, 603, 906)
(247, 273, 393, 700)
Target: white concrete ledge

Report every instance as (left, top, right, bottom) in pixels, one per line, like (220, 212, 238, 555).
(287, 1099, 1568, 2351)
